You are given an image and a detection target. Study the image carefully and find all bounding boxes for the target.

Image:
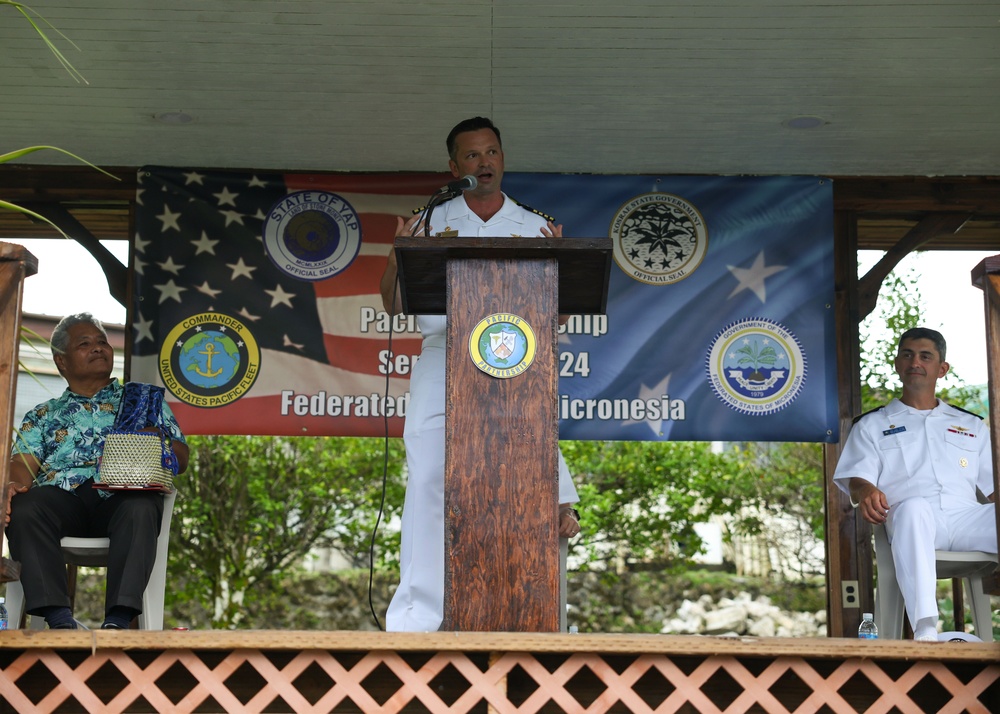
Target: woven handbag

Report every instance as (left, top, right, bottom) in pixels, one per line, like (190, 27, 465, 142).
(97, 383, 179, 491)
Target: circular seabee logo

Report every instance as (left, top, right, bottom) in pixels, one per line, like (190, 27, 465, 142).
(468, 314, 537, 379)
(262, 190, 362, 281)
(610, 192, 708, 285)
(159, 312, 260, 408)
(706, 318, 807, 416)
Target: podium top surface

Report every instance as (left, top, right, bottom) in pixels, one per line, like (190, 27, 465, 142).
(395, 236, 612, 315)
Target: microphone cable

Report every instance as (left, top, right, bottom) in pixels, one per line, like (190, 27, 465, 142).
(368, 274, 399, 631)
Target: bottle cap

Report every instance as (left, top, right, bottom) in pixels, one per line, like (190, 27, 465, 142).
(863, 612, 873, 619)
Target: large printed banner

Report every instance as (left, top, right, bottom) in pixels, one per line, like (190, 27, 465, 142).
(132, 168, 837, 442)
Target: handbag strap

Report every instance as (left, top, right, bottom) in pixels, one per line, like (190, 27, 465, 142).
(115, 382, 167, 430)
(113, 382, 179, 475)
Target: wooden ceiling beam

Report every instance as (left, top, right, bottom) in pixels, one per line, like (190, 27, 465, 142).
(857, 213, 972, 319)
(1, 168, 999, 250)
(832, 176, 1000, 213)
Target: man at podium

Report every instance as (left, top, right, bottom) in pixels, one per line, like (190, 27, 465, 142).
(380, 116, 581, 632)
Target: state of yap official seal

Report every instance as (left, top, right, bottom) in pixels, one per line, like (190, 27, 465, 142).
(706, 318, 807, 416)
(610, 192, 708, 285)
(262, 190, 361, 281)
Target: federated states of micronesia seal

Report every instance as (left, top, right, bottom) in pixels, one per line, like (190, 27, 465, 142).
(706, 318, 807, 416)
(468, 313, 537, 379)
(159, 312, 261, 408)
(262, 190, 362, 281)
(610, 192, 708, 285)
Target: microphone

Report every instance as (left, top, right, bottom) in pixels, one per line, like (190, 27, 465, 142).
(438, 175, 477, 196)
(419, 175, 477, 237)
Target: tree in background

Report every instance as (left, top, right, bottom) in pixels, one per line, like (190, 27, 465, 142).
(167, 435, 405, 628)
(859, 261, 983, 413)
(724, 442, 827, 578)
(561, 440, 740, 572)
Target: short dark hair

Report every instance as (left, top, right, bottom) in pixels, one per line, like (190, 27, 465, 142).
(446, 117, 501, 160)
(898, 327, 947, 361)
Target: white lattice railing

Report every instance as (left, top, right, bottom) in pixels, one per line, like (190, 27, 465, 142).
(1, 631, 997, 713)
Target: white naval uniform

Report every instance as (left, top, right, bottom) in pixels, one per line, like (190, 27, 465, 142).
(386, 193, 580, 632)
(833, 398, 997, 628)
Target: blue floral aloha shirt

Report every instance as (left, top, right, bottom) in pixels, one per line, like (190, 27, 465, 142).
(11, 379, 186, 492)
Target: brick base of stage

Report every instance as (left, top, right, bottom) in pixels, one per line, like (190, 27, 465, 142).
(1, 631, 998, 713)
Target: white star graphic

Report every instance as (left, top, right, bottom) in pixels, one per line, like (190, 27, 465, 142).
(622, 373, 672, 436)
(154, 279, 187, 304)
(135, 187, 145, 206)
(252, 208, 267, 222)
(133, 257, 146, 276)
(727, 251, 787, 303)
(157, 206, 182, 232)
(134, 233, 150, 254)
(191, 231, 219, 255)
(265, 284, 295, 308)
(283, 334, 305, 351)
(220, 209, 245, 227)
(226, 258, 256, 280)
(157, 256, 184, 275)
(214, 186, 239, 207)
(238, 307, 261, 322)
(134, 314, 154, 343)
(248, 175, 267, 188)
(183, 171, 205, 185)
(196, 281, 222, 298)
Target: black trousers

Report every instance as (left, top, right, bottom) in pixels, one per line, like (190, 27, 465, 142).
(7, 481, 164, 617)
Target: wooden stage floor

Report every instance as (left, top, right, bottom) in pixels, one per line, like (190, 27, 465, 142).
(1, 630, 998, 713)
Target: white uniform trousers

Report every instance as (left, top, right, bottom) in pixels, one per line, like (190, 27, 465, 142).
(886, 496, 997, 627)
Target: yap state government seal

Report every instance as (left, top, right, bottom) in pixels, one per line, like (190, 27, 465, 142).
(159, 312, 261, 408)
(262, 190, 362, 281)
(610, 192, 708, 285)
(705, 318, 807, 416)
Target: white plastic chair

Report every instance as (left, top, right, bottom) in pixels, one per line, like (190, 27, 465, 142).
(4, 489, 177, 630)
(873, 523, 996, 641)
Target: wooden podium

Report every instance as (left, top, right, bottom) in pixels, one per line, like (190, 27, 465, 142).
(971, 256, 1000, 579)
(0, 242, 38, 585)
(395, 236, 610, 631)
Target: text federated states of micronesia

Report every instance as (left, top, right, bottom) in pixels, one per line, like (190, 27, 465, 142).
(276, 308, 684, 422)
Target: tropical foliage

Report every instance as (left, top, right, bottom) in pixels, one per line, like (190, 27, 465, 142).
(2, 1, 85, 83)
(167, 435, 405, 629)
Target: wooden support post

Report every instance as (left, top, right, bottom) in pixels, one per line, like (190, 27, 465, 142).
(971, 256, 1000, 593)
(825, 211, 868, 637)
(0, 241, 38, 584)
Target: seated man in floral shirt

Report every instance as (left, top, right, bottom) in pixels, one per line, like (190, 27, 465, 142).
(5, 313, 188, 630)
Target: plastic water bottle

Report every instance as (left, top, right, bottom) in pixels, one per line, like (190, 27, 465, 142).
(858, 612, 878, 639)
(0, 596, 8, 630)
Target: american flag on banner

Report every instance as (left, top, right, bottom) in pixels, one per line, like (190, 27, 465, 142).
(131, 167, 445, 436)
(133, 169, 837, 442)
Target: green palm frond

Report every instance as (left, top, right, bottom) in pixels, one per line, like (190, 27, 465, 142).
(1, 147, 119, 237)
(3, 1, 86, 83)
(0, 145, 114, 175)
